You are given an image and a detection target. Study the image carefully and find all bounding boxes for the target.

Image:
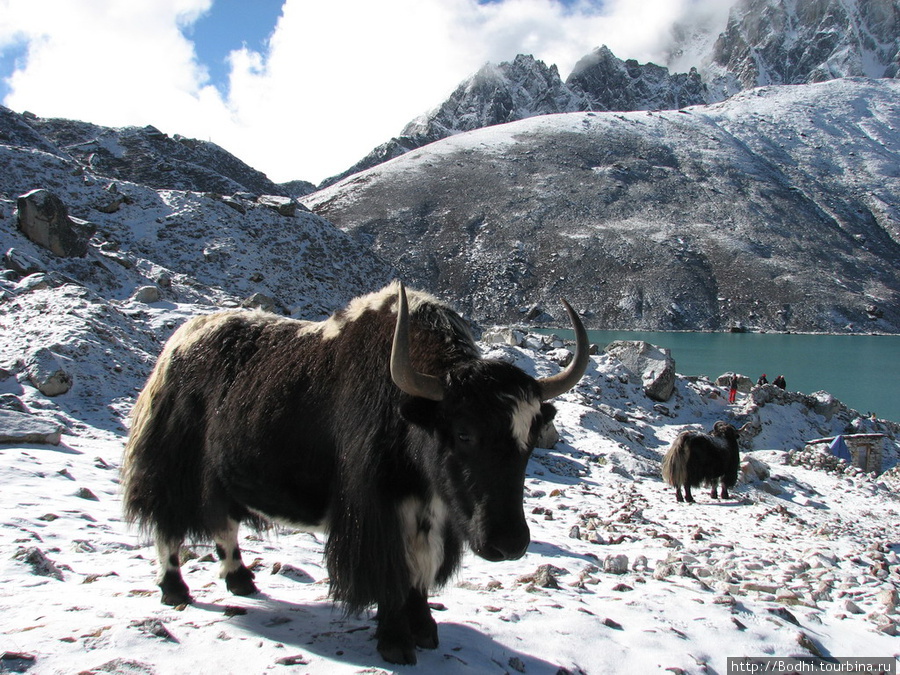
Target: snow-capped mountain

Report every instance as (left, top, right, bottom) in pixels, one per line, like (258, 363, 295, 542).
(697, 0, 900, 98)
(321, 54, 588, 187)
(566, 46, 707, 113)
(306, 78, 900, 333)
(321, 0, 900, 187)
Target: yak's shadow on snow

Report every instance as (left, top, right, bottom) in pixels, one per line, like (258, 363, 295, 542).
(196, 595, 564, 673)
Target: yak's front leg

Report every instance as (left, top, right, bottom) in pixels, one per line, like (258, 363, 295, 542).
(406, 587, 438, 649)
(213, 519, 257, 596)
(376, 595, 417, 665)
(156, 538, 192, 606)
(683, 484, 695, 503)
(719, 482, 731, 500)
(376, 587, 440, 664)
(675, 485, 684, 503)
(710, 484, 720, 499)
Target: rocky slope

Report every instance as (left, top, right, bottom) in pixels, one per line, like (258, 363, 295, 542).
(305, 78, 900, 333)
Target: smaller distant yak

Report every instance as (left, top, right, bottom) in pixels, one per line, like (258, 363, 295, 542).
(662, 421, 747, 503)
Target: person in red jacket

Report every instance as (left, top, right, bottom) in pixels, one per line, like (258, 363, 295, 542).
(728, 373, 739, 403)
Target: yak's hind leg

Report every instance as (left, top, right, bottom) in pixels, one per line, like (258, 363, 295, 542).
(156, 538, 192, 606)
(213, 519, 257, 596)
(719, 480, 730, 500)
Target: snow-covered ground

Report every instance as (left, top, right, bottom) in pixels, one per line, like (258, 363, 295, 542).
(2, 317, 898, 674)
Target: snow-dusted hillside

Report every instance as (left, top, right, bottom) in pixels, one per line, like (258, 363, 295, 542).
(306, 78, 900, 332)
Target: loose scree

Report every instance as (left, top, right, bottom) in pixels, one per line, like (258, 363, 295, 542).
(121, 282, 589, 664)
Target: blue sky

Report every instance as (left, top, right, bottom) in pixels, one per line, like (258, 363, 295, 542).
(185, 0, 284, 95)
(0, 0, 731, 184)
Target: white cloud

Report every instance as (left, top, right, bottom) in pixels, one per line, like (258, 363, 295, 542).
(0, 0, 731, 184)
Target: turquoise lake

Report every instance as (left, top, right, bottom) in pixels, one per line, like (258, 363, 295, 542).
(543, 330, 900, 424)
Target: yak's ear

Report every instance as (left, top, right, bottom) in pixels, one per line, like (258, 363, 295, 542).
(400, 397, 440, 429)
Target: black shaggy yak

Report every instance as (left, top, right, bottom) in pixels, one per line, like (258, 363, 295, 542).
(661, 421, 745, 503)
(121, 282, 589, 664)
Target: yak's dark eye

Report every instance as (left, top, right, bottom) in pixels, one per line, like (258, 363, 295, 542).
(457, 433, 474, 444)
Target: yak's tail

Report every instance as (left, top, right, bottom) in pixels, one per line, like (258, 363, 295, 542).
(120, 315, 218, 541)
(120, 343, 179, 534)
(661, 433, 691, 487)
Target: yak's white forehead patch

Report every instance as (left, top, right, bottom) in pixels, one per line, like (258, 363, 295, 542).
(510, 396, 541, 453)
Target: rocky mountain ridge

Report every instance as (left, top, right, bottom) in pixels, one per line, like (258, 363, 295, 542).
(1, 108, 290, 199)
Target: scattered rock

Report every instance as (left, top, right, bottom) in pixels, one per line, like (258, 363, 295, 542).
(508, 656, 526, 673)
(257, 195, 297, 217)
(604, 341, 676, 402)
(768, 607, 800, 626)
(796, 631, 825, 658)
(130, 618, 178, 642)
(13, 547, 64, 580)
(25, 348, 73, 396)
(0, 651, 36, 673)
(0, 409, 63, 444)
(15, 189, 94, 257)
(275, 654, 309, 666)
(877, 589, 898, 612)
(83, 658, 156, 674)
(482, 326, 526, 347)
(603, 554, 630, 575)
(241, 292, 277, 313)
(75, 487, 99, 501)
(842, 598, 864, 615)
(3, 247, 43, 276)
(131, 285, 161, 303)
(271, 562, 314, 582)
(519, 564, 563, 589)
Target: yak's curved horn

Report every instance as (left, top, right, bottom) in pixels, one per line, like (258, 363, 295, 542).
(538, 299, 590, 401)
(391, 283, 445, 401)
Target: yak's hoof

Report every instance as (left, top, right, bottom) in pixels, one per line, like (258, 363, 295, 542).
(413, 620, 439, 650)
(159, 570, 192, 606)
(378, 637, 417, 665)
(225, 566, 258, 596)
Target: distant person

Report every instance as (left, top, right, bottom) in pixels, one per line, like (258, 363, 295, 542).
(773, 374, 786, 390)
(757, 373, 768, 386)
(728, 373, 739, 403)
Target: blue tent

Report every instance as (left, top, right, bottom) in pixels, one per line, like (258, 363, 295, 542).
(830, 435, 852, 463)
